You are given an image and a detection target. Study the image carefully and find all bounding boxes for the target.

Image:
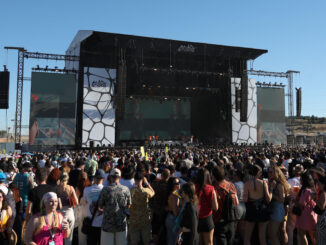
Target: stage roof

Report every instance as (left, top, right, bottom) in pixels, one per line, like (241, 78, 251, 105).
(68, 30, 267, 60)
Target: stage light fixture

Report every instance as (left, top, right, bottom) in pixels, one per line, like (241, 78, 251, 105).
(142, 84, 146, 88)
(164, 97, 168, 100)
(186, 87, 189, 90)
(192, 87, 196, 90)
(153, 68, 158, 71)
(177, 98, 181, 101)
(129, 96, 133, 99)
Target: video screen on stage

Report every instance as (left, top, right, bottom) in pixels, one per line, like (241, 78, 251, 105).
(119, 97, 191, 140)
(29, 72, 77, 145)
(257, 87, 286, 144)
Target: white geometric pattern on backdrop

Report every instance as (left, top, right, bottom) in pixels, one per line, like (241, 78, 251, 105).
(231, 78, 257, 144)
(82, 67, 116, 147)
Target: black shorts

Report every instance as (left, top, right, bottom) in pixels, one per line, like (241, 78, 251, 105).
(152, 212, 166, 235)
(198, 214, 214, 233)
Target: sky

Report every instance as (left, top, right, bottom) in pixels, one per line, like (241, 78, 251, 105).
(0, 0, 326, 135)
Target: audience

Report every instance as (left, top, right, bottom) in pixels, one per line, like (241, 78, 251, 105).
(0, 145, 325, 244)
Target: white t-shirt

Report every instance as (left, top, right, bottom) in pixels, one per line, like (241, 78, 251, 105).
(83, 184, 104, 227)
(120, 178, 135, 189)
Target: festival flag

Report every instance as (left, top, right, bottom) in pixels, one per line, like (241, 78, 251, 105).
(140, 146, 145, 157)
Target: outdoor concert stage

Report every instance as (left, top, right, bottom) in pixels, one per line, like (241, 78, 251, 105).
(31, 31, 268, 148)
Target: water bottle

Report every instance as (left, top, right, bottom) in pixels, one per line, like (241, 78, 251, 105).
(62, 217, 68, 238)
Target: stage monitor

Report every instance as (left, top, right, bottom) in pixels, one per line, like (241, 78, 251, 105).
(119, 97, 191, 141)
(29, 72, 77, 145)
(257, 87, 286, 144)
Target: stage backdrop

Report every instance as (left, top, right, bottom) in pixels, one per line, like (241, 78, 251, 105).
(119, 97, 191, 140)
(257, 87, 286, 144)
(82, 67, 116, 147)
(29, 72, 77, 145)
(231, 78, 257, 144)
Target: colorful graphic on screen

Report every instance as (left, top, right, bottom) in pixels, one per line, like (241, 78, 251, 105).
(119, 97, 191, 140)
(29, 72, 77, 145)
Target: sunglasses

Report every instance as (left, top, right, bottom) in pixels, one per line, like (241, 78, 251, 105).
(174, 182, 180, 185)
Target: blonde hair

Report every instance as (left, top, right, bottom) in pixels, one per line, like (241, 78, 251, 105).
(59, 171, 69, 189)
(35, 198, 60, 235)
(271, 165, 290, 195)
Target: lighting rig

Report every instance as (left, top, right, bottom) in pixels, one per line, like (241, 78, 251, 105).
(256, 81, 286, 88)
(32, 66, 78, 73)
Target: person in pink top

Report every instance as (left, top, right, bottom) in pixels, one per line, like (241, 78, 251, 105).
(295, 172, 318, 245)
(24, 192, 70, 245)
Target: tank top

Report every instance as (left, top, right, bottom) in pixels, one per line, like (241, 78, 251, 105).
(33, 214, 64, 245)
(0, 210, 9, 232)
(196, 184, 214, 218)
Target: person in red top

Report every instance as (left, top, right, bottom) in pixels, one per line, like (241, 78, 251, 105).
(212, 165, 239, 245)
(195, 168, 218, 245)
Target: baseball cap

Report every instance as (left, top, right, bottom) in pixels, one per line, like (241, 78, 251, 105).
(95, 169, 106, 179)
(110, 168, 121, 177)
(0, 172, 6, 181)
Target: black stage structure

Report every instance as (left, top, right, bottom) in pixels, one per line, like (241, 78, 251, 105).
(73, 31, 267, 147)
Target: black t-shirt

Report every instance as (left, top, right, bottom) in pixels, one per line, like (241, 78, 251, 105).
(180, 202, 199, 245)
(69, 169, 82, 188)
(28, 184, 57, 214)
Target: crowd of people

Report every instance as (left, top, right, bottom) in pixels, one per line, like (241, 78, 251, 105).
(0, 145, 325, 245)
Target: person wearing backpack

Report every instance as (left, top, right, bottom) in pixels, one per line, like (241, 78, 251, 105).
(212, 165, 239, 245)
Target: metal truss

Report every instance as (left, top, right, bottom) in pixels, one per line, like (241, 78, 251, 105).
(246, 69, 300, 133)
(4, 46, 79, 147)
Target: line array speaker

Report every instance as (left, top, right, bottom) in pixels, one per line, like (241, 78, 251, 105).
(240, 74, 248, 122)
(0, 71, 10, 109)
(296, 88, 302, 117)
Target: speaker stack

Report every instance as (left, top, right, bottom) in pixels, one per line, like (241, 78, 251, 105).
(296, 88, 302, 117)
(0, 71, 10, 109)
(240, 74, 248, 122)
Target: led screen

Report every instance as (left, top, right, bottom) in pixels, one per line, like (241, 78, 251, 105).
(29, 72, 77, 145)
(119, 97, 191, 140)
(257, 87, 286, 144)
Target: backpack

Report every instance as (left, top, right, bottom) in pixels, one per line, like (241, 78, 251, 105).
(220, 184, 241, 222)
